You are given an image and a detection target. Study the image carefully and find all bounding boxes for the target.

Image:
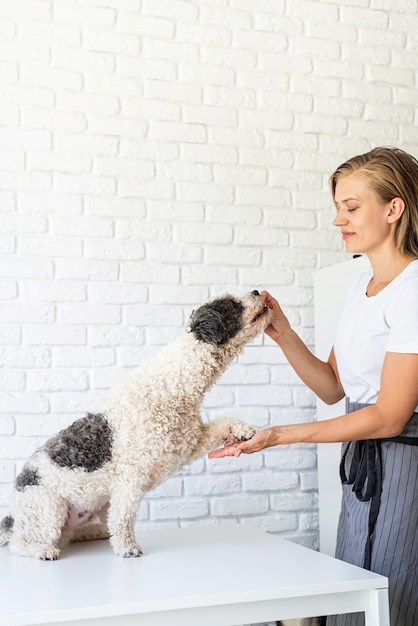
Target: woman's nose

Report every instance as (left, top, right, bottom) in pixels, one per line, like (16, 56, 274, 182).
(332, 212, 346, 227)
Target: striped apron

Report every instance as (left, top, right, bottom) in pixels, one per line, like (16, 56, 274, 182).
(327, 400, 418, 626)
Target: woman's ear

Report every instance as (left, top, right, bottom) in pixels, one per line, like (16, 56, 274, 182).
(387, 197, 405, 224)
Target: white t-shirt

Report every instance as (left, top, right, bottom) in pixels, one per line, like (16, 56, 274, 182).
(334, 259, 418, 409)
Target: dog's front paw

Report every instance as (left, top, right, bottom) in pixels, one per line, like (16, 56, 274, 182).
(121, 544, 143, 558)
(226, 419, 257, 444)
(111, 540, 143, 558)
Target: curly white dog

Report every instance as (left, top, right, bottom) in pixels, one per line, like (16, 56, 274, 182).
(0, 290, 270, 560)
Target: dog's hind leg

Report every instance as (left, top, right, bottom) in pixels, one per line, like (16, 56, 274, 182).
(191, 417, 257, 460)
(107, 473, 144, 557)
(9, 488, 69, 560)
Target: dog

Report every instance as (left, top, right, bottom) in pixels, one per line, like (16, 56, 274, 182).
(0, 290, 271, 560)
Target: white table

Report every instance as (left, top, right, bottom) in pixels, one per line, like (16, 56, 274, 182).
(0, 524, 389, 626)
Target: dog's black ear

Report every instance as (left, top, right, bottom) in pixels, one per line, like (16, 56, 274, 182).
(187, 298, 244, 345)
(188, 305, 228, 345)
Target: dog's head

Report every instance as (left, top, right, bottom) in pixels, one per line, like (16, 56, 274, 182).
(187, 290, 270, 346)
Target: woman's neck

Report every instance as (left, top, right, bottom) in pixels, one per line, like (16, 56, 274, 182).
(366, 249, 416, 296)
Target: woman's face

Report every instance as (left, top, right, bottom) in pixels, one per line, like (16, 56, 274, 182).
(333, 173, 394, 255)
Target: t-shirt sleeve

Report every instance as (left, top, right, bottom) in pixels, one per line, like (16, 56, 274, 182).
(386, 277, 418, 353)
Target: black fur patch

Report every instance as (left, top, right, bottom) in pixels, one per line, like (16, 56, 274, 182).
(45, 413, 113, 472)
(0, 515, 14, 532)
(15, 466, 41, 492)
(188, 297, 244, 345)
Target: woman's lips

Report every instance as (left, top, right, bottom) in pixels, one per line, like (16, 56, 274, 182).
(342, 232, 355, 241)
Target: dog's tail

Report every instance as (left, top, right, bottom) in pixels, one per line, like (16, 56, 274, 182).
(0, 515, 14, 546)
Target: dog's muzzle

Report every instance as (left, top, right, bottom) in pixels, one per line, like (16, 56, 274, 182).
(251, 306, 268, 324)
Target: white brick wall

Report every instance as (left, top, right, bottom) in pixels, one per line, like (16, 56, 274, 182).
(1, 0, 417, 550)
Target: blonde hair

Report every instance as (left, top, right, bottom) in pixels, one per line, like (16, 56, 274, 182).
(329, 146, 418, 257)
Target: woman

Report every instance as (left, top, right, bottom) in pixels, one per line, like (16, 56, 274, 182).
(209, 147, 418, 626)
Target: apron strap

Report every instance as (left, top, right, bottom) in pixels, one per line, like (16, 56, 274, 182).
(340, 425, 418, 569)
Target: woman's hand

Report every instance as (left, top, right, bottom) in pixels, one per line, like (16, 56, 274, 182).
(261, 290, 291, 342)
(208, 427, 279, 458)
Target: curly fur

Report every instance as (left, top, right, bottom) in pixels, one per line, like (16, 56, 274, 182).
(0, 291, 270, 560)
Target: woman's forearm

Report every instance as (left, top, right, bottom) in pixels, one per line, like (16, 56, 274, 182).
(207, 401, 412, 459)
(262, 290, 344, 404)
(208, 407, 396, 459)
(269, 405, 406, 446)
(269, 327, 344, 405)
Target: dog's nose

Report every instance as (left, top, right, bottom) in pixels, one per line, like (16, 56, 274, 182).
(252, 290, 260, 296)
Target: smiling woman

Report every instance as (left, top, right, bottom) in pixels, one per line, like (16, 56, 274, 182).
(330, 147, 418, 261)
(209, 147, 418, 626)
(331, 174, 410, 287)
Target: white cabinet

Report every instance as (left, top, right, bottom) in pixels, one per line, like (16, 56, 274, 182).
(313, 256, 371, 556)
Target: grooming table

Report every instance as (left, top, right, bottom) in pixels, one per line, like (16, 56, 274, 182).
(0, 524, 389, 626)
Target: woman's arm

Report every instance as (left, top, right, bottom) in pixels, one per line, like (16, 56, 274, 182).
(262, 291, 345, 405)
(209, 351, 418, 458)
